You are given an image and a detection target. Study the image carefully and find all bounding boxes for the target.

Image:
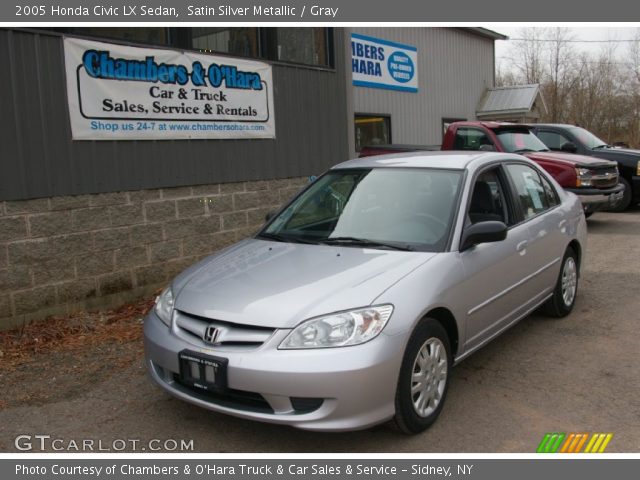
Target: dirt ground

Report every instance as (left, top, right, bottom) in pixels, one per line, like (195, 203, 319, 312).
(0, 210, 639, 453)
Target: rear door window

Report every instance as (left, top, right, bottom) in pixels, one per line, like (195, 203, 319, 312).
(540, 174, 560, 207)
(504, 164, 551, 220)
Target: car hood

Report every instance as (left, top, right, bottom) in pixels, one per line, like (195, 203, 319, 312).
(596, 146, 640, 156)
(174, 239, 435, 328)
(524, 151, 615, 168)
(586, 147, 640, 166)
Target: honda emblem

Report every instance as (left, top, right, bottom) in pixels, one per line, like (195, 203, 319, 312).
(202, 325, 219, 344)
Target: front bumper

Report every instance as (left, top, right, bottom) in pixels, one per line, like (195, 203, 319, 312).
(143, 310, 406, 431)
(566, 183, 625, 212)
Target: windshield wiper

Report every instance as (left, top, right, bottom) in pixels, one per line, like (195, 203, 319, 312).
(256, 232, 318, 245)
(322, 236, 414, 251)
(513, 148, 536, 153)
(592, 144, 611, 150)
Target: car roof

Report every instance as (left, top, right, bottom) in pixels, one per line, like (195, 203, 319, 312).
(332, 150, 520, 171)
(533, 124, 577, 128)
(453, 120, 533, 130)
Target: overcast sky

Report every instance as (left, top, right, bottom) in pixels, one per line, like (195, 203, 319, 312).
(489, 26, 639, 70)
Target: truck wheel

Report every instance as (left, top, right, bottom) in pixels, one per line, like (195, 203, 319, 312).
(608, 177, 631, 212)
(543, 247, 579, 318)
(393, 318, 451, 434)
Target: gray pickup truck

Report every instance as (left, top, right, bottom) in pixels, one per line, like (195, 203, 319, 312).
(531, 124, 640, 211)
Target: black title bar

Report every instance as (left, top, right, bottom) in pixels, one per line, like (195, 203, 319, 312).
(4, 459, 640, 480)
(3, 0, 640, 22)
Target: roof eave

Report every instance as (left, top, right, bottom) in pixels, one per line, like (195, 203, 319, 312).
(461, 27, 508, 41)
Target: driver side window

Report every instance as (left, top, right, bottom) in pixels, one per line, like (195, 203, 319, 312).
(468, 169, 510, 226)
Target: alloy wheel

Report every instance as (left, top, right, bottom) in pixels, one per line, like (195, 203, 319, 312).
(561, 257, 577, 307)
(411, 337, 448, 417)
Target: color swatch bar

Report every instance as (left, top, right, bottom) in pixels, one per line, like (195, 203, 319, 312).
(537, 433, 613, 453)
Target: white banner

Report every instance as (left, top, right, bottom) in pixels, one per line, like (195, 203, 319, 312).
(63, 37, 275, 140)
(351, 33, 418, 93)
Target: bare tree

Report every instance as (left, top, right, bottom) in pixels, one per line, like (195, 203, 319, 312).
(625, 28, 640, 146)
(567, 48, 622, 140)
(498, 27, 640, 147)
(510, 27, 548, 84)
(495, 59, 518, 87)
(544, 27, 576, 123)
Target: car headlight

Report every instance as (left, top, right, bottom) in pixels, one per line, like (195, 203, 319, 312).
(575, 167, 592, 187)
(636, 160, 640, 176)
(279, 305, 393, 349)
(154, 286, 175, 326)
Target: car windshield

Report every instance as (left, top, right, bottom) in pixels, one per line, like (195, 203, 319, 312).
(258, 168, 463, 252)
(496, 129, 549, 153)
(570, 126, 609, 149)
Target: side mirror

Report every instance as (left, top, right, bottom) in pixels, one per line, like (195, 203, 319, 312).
(560, 141, 577, 153)
(265, 211, 276, 222)
(460, 221, 507, 252)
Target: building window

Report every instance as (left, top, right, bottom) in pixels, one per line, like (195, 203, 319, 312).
(70, 28, 169, 46)
(442, 118, 466, 138)
(192, 28, 260, 58)
(60, 27, 333, 68)
(270, 28, 329, 66)
(193, 28, 331, 67)
(355, 115, 391, 152)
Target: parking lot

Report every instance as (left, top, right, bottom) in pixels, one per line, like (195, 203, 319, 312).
(0, 210, 639, 453)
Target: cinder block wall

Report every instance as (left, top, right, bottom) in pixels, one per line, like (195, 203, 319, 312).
(0, 178, 307, 330)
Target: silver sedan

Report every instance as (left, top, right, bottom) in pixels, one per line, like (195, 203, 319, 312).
(144, 151, 586, 433)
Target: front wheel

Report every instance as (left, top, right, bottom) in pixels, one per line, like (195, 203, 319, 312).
(393, 318, 451, 434)
(543, 247, 579, 318)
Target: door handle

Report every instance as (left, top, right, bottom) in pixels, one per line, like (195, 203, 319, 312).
(516, 240, 528, 253)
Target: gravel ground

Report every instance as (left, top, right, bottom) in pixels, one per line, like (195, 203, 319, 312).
(0, 210, 639, 453)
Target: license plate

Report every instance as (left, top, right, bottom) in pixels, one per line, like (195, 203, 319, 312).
(178, 350, 228, 393)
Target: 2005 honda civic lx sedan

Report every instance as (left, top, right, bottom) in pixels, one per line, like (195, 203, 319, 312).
(144, 151, 587, 433)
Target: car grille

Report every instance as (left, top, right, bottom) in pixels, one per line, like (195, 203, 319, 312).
(173, 376, 325, 415)
(589, 166, 618, 189)
(173, 375, 274, 413)
(174, 310, 276, 350)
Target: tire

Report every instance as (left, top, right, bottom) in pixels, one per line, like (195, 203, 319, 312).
(608, 177, 631, 212)
(543, 247, 579, 318)
(393, 318, 451, 434)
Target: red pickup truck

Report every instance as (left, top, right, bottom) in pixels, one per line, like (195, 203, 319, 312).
(360, 121, 624, 216)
